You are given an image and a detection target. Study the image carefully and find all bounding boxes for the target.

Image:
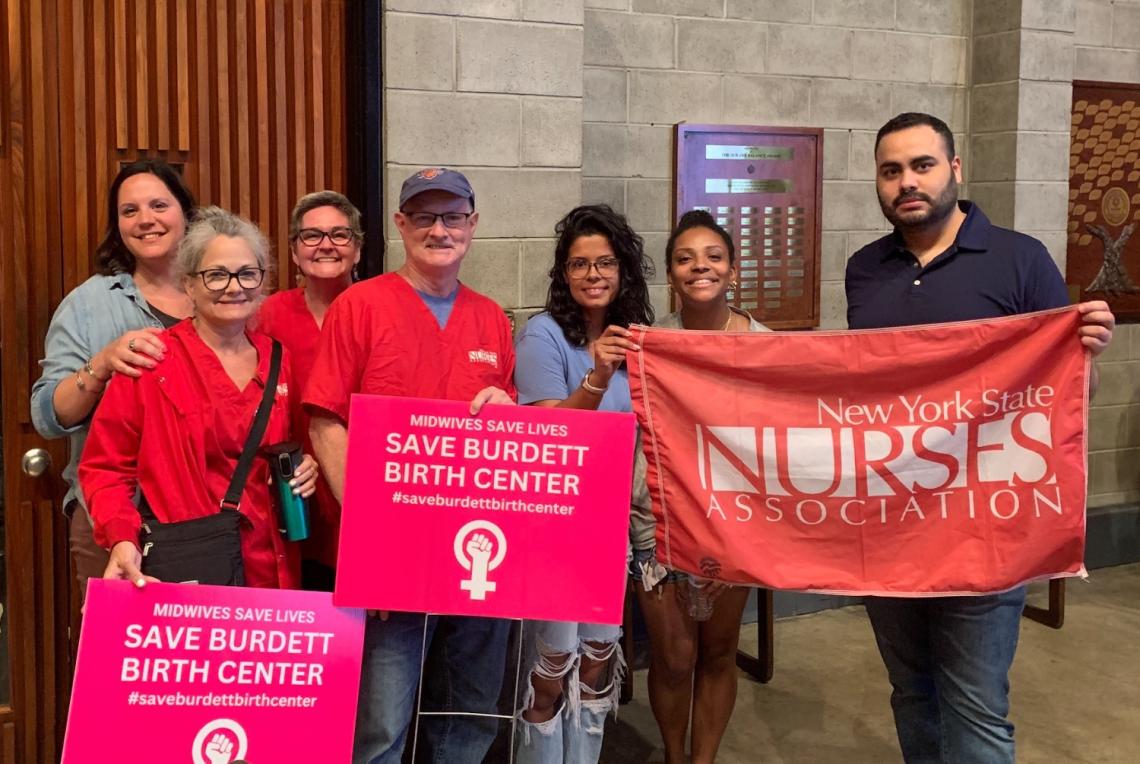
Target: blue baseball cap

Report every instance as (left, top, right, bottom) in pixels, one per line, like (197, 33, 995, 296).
(399, 168, 475, 208)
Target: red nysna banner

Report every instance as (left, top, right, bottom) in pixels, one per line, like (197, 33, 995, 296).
(628, 307, 1090, 596)
(335, 397, 636, 623)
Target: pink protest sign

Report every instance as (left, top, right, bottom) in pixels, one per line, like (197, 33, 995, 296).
(63, 580, 365, 764)
(335, 396, 637, 623)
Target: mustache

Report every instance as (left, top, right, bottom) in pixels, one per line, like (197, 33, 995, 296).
(894, 192, 932, 207)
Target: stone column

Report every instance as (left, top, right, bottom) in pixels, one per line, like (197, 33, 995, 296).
(968, 0, 1075, 269)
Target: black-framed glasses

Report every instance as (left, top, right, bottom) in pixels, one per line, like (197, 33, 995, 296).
(197, 267, 265, 292)
(566, 257, 619, 278)
(402, 211, 474, 229)
(296, 227, 356, 246)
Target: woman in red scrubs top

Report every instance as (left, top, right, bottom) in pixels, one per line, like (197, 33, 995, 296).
(80, 206, 320, 589)
(257, 191, 360, 590)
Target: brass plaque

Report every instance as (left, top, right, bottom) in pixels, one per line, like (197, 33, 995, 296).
(705, 145, 794, 161)
(706, 179, 794, 193)
(1102, 186, 1130, 226)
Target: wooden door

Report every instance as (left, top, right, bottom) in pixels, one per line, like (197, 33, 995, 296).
(0, 2, 349, 761)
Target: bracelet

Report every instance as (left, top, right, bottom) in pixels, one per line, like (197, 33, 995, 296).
(581, 369, 608, 395)
(83, 360, 109, 383)
(75, 372, 94, 393)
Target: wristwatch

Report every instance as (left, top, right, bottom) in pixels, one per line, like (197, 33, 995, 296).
(581, 369, 608, 395)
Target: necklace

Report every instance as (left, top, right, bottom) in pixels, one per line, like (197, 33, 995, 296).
(681, 307, 735, 331)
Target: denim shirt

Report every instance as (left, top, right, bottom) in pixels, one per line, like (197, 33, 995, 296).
(30, 272, 166, 514)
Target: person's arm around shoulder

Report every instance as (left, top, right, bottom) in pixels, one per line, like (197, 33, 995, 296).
(78, 372, 158, 587)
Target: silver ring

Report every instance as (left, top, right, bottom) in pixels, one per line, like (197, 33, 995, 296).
(128, 339, 136, 352)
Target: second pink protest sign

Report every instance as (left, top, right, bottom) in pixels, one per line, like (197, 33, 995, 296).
(335, 397, 636, 624)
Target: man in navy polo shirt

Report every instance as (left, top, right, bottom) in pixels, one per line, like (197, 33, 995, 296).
(846, 112, 1116, 763)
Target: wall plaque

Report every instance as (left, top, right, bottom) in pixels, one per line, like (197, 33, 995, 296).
(675, 124, 823, 329)
(1067, 81, 1140, 321)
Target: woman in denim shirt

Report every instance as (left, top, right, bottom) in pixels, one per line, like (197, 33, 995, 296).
(30, 159, 195, 598)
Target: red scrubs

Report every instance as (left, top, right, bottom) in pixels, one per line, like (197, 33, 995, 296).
(257, 287, 340, 568)
(304, 272, 517, 418)
(80, 320, 301, 589)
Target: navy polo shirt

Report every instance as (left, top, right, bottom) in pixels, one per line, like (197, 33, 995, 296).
(846, 201, 1069, 329)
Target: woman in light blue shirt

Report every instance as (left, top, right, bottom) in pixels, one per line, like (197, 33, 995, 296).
(513, 205, 654, 763)
(30, 160, 195, 598)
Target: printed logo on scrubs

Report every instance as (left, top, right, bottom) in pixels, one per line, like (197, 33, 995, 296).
(276, 383, 289, 398)
(468, 349, 499, 369)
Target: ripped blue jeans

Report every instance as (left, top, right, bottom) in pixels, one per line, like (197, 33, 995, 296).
(515, 620, 625, 764)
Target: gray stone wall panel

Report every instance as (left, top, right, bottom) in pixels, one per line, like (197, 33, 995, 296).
(726, 0, 810, 23)
(812, 0, 894, 30)
(625, 178, 672, 232)
(386, 91, 521, 167)
(767, 24, 851, 78)
(723, 75, 812, 124)
(678, 18, 766, 74)
(584, 10, 675, 68)
(524, 0, 585, 24)
(387, 0, 520, 19)
(582, 123, 672, 178)
(385, 14, 455, 91)
(523, 97, 584, 167)
(457, 19, 583, 95)
(583, 68, 628, 122)
(632, 0, 722, 17)
(852, 31, 933, 83)
(810, 79, 893, 130)
(628, 70, 723, 123)
(895, 0, 969, 35)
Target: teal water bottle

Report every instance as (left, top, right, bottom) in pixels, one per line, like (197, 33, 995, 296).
(266, 442, 310, 542)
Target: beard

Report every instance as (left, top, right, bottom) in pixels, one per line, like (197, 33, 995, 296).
(878, 175, 959, 231)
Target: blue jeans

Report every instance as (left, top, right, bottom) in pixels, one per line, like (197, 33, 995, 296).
(353, 612, 511, 764)
(865, 587, 1026, 764)
(515, 620, 625, 764)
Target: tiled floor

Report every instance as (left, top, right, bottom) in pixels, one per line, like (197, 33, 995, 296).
(600, 563, 1140, 763)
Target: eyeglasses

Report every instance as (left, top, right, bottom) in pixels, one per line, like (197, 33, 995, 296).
(296, 227, 356, 246)
(566, 257, 619, 278)
(197, 267, 265, 292)
(401, 211, 474, 229)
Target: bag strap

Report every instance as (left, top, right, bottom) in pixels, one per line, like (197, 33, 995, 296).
(221, 340, 282, 511)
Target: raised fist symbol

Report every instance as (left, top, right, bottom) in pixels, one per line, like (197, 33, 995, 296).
(467, 533, 493, 564)
(205, 733, 234, 764)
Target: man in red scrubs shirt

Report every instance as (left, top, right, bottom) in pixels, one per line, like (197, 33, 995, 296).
(305, 168, 516, 764)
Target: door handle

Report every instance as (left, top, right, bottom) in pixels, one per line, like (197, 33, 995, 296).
(21, 448, 52, 477)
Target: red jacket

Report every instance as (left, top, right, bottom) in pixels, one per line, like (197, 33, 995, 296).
(80, 320, 300, 588)
(256, 287, 340, 568)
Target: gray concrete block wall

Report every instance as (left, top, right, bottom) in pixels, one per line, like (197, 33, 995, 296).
(581, 1, 969, 328)
(383, 0, 1139, 510)
(383, 3, 585, 329)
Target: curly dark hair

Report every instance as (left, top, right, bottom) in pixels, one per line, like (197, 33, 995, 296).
(95, 159, 197, 275)
(665, 209, 735, 269)
(546, 204, 654, 347)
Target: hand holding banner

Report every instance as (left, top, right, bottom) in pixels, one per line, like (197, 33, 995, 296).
(335, 397, 636, 623)
(628, 307, 1090, 596)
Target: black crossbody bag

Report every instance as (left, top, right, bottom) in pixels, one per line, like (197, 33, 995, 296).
(138, 341, 282, 586)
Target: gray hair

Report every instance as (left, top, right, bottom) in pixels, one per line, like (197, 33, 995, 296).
(288, 190, 364, 242)
(177, 206, 274, 287)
